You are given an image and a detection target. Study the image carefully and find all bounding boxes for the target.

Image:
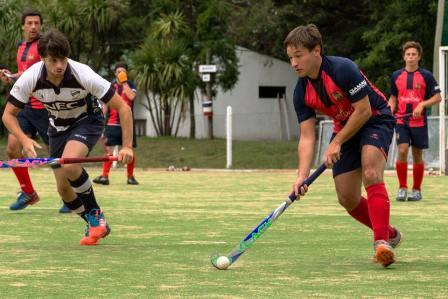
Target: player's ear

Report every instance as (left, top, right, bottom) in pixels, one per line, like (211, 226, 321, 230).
(313, 45, 321, 56)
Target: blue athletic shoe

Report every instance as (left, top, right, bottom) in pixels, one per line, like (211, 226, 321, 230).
(9, 191, 40, 210)
(58, 203, 72, 214)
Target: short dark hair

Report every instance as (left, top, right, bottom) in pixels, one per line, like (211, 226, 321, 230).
(38, 29, 71, 58)
(402, 41, 423, 56)
(114, 61, 128, 72)
(283, 24, 324, 54)
(21, 9, 43, 25)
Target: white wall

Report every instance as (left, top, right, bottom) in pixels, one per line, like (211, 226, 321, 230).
(133, 47, 299, 141)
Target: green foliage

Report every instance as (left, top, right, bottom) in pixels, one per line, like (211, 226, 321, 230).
(130, 1, 239, 137)
(0, 0, 24, 70)
(227, 0, 437, 94)
(131, 11, 195, 136)
(358, 0, 437, 92)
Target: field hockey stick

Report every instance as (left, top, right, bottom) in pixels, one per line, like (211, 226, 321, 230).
(0, 156, 118, 168)
(394, 113, 413, 120)
(0, 69, 16, 82)
(211, 163, 327, 269)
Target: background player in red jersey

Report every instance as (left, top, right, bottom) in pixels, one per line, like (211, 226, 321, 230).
(389, 41, 442, 202)
(0, 9, 70, 213)
(285, 24, 401, 268)
(93, 62, 139, 185)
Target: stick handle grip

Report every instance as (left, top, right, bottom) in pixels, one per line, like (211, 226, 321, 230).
(288, 163, 327, 202)
(394, 113, 413, 120)
(59, 156, 118, 164)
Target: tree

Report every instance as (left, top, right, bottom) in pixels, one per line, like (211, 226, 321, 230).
(131, 11, 195, 136)
(359, 0, 437, 92)
(131, 0, 239, 138)
(38, 0, 131, 72)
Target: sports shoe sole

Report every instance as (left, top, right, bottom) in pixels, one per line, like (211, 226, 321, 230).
(79, 225, 111, 246)
(374, 245, 396, 267)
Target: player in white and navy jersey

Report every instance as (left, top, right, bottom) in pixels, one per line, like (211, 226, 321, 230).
(0, 9, 70, 213)
(2, 29, 134, 246)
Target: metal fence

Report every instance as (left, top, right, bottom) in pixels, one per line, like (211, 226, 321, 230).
(315, 116, 448, 169)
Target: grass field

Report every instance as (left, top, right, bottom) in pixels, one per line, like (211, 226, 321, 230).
(0, 136, 299, 169)
(1, 168, 448, 298)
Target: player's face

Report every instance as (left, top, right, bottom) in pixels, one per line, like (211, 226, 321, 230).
(403, 47, 420, 67)
(43, 56, 68, 79)
(115, 67, 127, 77)
(286, 45, 321, 78)
(22, 16, 41, 42)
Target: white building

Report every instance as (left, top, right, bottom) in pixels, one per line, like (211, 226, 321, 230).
(133, 47, 299, 141)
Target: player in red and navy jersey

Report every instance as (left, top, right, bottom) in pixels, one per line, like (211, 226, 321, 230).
(389, 41, 441, 202)
(284, 24, 401, 267)
(0, 9, 70, 213)
(93, 62, 139, 185)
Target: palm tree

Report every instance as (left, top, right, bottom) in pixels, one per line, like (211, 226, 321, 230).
(0, 0, 23, 70)
(131, 11, 196, 136)
(39, 0, 129, 69)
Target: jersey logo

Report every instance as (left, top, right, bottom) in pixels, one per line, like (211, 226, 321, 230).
(71, 90, 81, 97)
(349, 80, 367, 96)
(28, 54, 34, 61)
(415, 83, 421, 89)
(332, 91, 344, 101)
(44, 99, 85, 111)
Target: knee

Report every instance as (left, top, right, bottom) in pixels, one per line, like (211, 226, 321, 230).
(60, 164, 81, 178)
(57, 184, 73, 198)
(337, 195, 359, 211)
(363, 168, 382, 184)
(397, 151, 407, 161)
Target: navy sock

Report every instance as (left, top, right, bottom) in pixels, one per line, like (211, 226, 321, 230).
(64, 197, 87, 222)
(69, 168, 100, 214)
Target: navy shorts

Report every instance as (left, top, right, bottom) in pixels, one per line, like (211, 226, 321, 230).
(104, 125, 137, 148)
(395, 124, 428, 149)
(331, 118, 395, 177)
(49, 117, 104, 158)
(17, 106, 50, 145)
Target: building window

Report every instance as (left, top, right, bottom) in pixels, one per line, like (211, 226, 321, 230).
(259, 86, 286, 98)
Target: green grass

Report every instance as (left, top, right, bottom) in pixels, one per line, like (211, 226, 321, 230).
(0, 169, 448, 297)
(0, 136, 298, 169)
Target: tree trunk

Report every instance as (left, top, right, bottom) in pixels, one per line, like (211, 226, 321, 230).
(158, 96, 165, 135)
(164, 103, 171, 136)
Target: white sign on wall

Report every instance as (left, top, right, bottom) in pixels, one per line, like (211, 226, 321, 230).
(201, 74, 211, 82)
(199, 65, 217, 73)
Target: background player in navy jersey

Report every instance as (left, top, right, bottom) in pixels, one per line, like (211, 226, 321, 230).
(0, 9, 70, 213)
(389, 41, 441, 202)
(284, 24, 401, 267)
(93, 62, 139, 185)
(2, 29, 134, 245)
